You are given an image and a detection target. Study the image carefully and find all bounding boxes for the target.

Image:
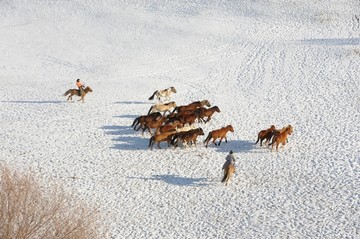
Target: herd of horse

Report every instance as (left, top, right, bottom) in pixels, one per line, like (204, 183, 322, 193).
(64, 85, 293, 186)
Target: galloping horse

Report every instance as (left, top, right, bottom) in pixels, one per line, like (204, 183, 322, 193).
(255, 125, 276, 147)
(131, 112, 162, 131)
(269, 125, 293, 151)
(222, 162, 235, 186)
(170, 128, 204, 148)
(204, 125, 234, 148)
(148, 86, 177, 102)
(148, 101, 177, 115)
(148, 131, 177, 150)
(197, 106, 221, 123)
(63, 86, 93, 103)
(266, 124, 292, 146)
(173, 100, 211, 113)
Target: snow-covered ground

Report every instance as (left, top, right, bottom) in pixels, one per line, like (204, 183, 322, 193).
(0, 0, 359, 238)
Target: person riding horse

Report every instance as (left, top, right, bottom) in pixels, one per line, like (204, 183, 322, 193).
(76, 79, 85, 96)
(222, 150, 236, 171)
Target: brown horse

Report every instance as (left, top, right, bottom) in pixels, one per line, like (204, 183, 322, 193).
(269, 125, 293, 151)
(204, 125, 234, 148)
(63, 86, 93, 103)
(148, 131, 177, 150)
(266, 125, 292, 146)
(132, 112, 162, 131)
(255, 125, 276, 146)
(170, 128, 204, 148)
(197, 106, 221, 123)
(142, 116, 166, 135)
(156, 120, 183, 134)
(222, 162, 235, 186)
(173, 100, 211, 113)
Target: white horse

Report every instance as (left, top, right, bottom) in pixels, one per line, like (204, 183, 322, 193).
(148, 86, 177, 102)
(148, 101, 177, 115)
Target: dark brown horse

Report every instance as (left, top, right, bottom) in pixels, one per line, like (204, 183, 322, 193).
(196, 106, 221, 123)
(131, 112, 162, 131)
(141, 116, 166, 135)
(170, 128, 204, 148)
(255, 125, 276, 146)
(63, 86, 93, 103)
(155, 120, 183, 134)
(204, 125, 234, 148)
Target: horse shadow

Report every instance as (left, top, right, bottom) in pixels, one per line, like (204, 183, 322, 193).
(128, 174, 209, 187)
(113, 114, 139, 119)
(1, 100, 64, 104)
(204, 139, 257, 154)
(101, 125, 152, 150)
(114, 101, 152, 105)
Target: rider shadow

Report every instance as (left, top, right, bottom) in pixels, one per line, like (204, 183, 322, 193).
(128, 174, 209, 187)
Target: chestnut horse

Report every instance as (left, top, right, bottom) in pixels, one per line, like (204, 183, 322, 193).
(197, 106, 221, 123)
(148, 86, 177, 102)
(156, 120, 183, 134)
(266, 125, 292, 146)
(148, 101, 177, 115)
(255, 125, 276, 146)
(173, 100, 211, 113)
(269, 125, 293, 151)
(204, 125, 234, 148)
(63, 86, 93, 103)
(148, 131, 177, 150)
(141, 116, 167, 135)
(222, 162, 235, 186)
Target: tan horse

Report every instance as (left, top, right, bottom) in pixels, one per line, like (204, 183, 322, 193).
(222, 163, 235, 186)
(269, 125, 293, 151)
(63, 86, 93, 103)
(204, 125, 234, 148)
(148, 101, 177, 115)
(148, 86, 177, 102)
(255, 125, 276, 146)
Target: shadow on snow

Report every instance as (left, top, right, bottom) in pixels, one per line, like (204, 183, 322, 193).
(128, 174, 209, 187)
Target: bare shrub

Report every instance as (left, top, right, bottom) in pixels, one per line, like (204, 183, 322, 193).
(0, 166, 108, 239)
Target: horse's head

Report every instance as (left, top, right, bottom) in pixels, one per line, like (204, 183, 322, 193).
(198, 127, 204, 135)
(85, 86, 93, 92)
(213, 106, 221, 112)
(227, 125, 234, 132)
(170, 87, 177, 93)
(203, 100, 211, 107)
(270, 125, 276, 131)
(286, 125, 293, 135)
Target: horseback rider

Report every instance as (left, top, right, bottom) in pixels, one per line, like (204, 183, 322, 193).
(222, 150, 236, 170)
(76, 79, 85, 96)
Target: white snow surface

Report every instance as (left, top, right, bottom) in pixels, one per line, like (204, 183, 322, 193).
(0, 0, 359, 238)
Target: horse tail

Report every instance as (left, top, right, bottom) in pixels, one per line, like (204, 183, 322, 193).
(148, 136, 155, 150)
(148, 91, 157, 100)
(255, 134, 260, 144)
(204, 132, 212, 147)
(131, 117, 139, 128)
(63, 90, 71, 96)
(147, 106, 154, 115)
(221, 168, 229, 183)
